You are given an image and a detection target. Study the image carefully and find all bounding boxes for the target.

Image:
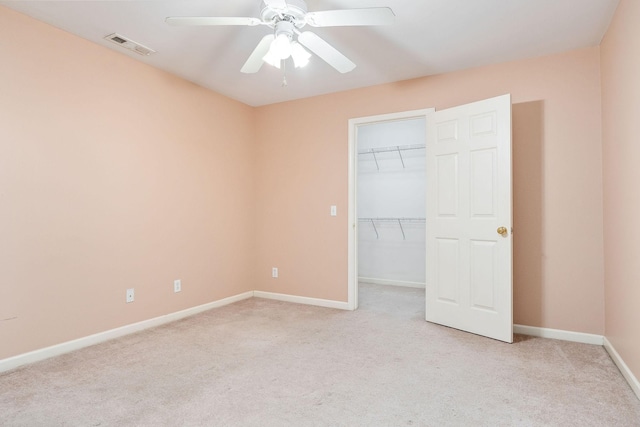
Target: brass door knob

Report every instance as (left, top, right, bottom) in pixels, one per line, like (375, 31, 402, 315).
(497, 226, 508, 236)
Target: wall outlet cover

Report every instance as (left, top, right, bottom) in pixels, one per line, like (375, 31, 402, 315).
(126, 288, 135, 303)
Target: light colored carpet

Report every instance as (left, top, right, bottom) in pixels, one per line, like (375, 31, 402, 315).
(1, 283, 639, 426)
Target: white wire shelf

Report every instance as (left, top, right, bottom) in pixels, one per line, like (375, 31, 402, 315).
(357, 144, 426, 170)
(358, 217, 425, 240)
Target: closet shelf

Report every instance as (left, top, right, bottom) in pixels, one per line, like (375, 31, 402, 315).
(358, 217, 425, 240)
(358, 143, 426, 171)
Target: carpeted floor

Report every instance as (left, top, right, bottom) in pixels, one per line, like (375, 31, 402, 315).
(1, 283, 639, 426)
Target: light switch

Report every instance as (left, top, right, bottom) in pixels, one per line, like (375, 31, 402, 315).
(330, 205, 337, 216)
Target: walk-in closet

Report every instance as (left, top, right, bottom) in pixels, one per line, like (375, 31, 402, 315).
(356, 116, 426, 305)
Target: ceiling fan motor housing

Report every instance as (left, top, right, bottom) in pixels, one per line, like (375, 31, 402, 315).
(275, 20, 295, 40)
(261, 0, 308, 28)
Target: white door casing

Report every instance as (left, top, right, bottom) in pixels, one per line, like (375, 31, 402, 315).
(425, 94, 513, 343)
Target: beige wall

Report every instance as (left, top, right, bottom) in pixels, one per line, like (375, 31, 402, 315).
(601, 0, 640, 382)
(0, 7, 256, 359)
(2, 4, 610, 361)
(255, 47, 605, 334)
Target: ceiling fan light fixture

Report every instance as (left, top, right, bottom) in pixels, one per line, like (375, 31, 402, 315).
(262, 48, 282, 69)
(271, 33, 293, 59)
(291, 41, 311, 68)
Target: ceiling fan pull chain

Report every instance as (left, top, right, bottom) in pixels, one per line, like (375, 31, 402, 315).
(282, 59, 288, 86)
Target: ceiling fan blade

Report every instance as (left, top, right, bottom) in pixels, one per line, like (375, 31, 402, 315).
(166, 17, 262, 26)
(241, 34, 275, 74)
(264, 0, 288, 11)
(297, 31, 355, 73)
(306, 7, 395, 27)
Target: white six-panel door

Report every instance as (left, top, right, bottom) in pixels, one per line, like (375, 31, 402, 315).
(425, 94, 513, 343)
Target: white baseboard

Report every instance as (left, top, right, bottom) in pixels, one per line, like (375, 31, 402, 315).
(359, 277, 425, 289)
(604, 337, 640, 400)
(253, 291, 351, 310)
(5, 294, 637, 405)
(514, 324, 604, 345)
(0, 291, 254, 373)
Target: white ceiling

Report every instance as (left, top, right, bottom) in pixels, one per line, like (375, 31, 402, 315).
(1, 0, 619, 107)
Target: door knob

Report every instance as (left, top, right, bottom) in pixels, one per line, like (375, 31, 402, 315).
(497, 226, 508, 236)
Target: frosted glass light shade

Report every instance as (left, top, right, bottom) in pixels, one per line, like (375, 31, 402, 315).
(262, 49, 282, 68)
(271, 34, 292, 60)
(291, 42, 311, 68)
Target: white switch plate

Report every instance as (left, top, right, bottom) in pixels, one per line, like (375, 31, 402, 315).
(330, 205, 337, 216)
(272, 267, 278, 278)
(126, 288, 134, 303)
(174, 279, 181, 293)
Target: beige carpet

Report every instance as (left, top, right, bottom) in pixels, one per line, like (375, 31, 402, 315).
(1, 283, 639, 426)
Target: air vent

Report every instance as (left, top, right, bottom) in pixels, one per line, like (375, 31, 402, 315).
(104, 33, 156, 56)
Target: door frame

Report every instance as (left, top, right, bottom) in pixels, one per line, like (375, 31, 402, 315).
(347, 108, 435, 310)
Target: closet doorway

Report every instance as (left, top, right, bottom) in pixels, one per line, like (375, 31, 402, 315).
(348, 95, 513, 342)
(347, 109, 433, 310)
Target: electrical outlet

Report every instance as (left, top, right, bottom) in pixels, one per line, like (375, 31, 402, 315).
(330, 205, 337, 216)
(174, 279, 181, 293)
(126, 288, 134, 303)
(272, 267, 278, 278)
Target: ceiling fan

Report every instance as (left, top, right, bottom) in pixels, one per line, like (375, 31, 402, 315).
(166, 0, 395, 74)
